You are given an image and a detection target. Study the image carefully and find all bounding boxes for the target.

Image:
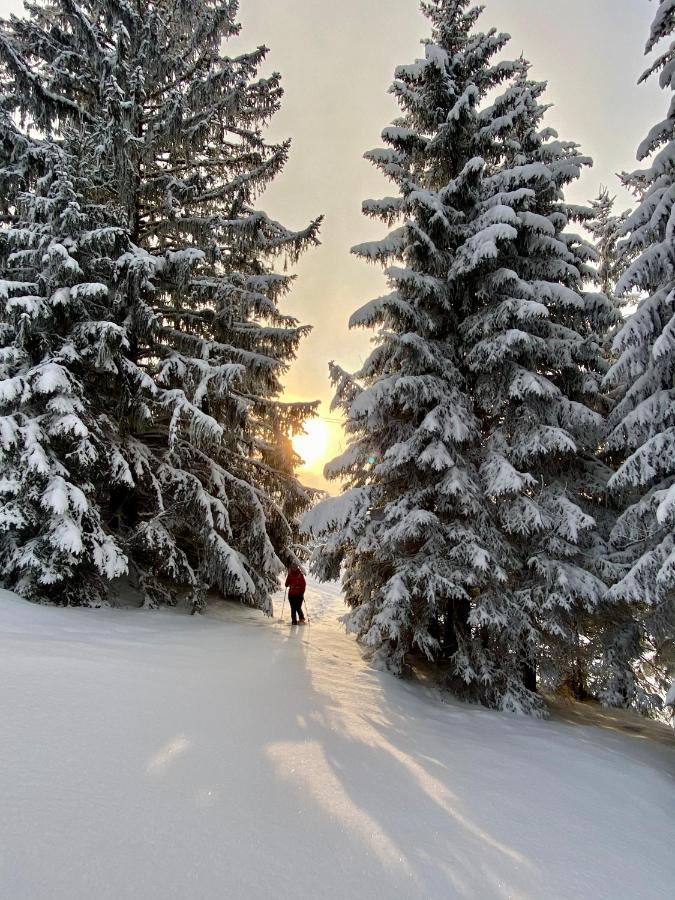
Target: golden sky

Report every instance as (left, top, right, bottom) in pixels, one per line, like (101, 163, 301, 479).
(0, 0, 664, 494)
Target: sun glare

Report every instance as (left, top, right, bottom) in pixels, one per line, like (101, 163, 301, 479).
(293, 418, 330, 469)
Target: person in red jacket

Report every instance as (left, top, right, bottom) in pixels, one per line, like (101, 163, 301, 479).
(285, 563, 307, 625)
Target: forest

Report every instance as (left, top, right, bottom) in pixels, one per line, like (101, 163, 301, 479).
(0, 0, 673, 722)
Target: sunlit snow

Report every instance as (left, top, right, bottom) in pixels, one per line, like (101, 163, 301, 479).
(1, 579, 673, 899)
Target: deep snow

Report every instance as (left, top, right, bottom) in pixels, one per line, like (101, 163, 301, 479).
(1, 578, 673, 900)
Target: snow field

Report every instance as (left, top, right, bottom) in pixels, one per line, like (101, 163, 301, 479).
(1, 578, 674, 899)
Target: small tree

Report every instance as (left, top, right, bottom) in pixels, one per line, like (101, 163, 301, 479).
(587, 188, 629, 301)
(0, 0, 321, 609)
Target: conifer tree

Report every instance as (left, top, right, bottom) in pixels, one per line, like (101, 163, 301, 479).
(305, 0, 616, 713)
(0, 132, 128, 605)
(602, 0, 675, 710)
(588, 187, 630, 305)
(0, 1, 320, 609)
(460, 70, 620, 701)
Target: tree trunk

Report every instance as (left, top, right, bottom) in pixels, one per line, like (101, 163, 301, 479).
(523, 660, 537, 694)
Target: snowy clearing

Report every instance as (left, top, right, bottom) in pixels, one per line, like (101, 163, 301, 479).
(1, 578, 674, 900)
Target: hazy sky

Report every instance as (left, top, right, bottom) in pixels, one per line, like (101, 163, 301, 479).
(0, 0, 666, 491)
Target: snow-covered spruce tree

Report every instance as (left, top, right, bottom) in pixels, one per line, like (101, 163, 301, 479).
(0, 123, 128, 604)
(460, 70, 621, 702)
(601, 0, 675, 711)
(588, 187, 631, 309)
(305, 3, 527, 708)
(305, 1, 615, 713)
(0, 0, 320, 609)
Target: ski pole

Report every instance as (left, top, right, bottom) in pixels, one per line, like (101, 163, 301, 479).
(281, 588, 287, 623)
(303, 596, 311, 647)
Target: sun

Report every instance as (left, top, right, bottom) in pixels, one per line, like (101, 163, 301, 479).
(292, 418, 330, 469)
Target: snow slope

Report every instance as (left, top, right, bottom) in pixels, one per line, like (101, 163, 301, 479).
(1, 579, 673, 900)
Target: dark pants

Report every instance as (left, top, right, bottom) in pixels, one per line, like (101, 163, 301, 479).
(289, 595, 305, 623)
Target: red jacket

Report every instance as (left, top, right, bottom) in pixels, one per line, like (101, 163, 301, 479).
(285, 568, 306, 596)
